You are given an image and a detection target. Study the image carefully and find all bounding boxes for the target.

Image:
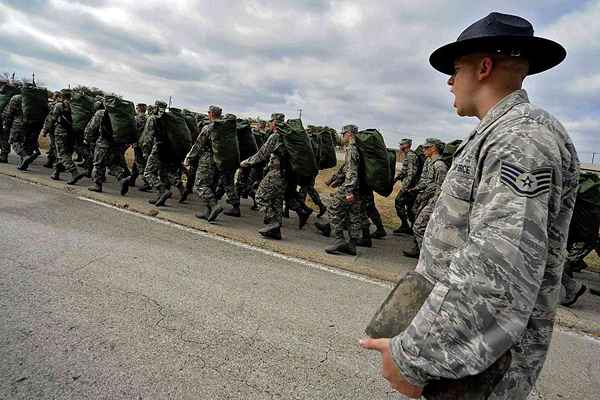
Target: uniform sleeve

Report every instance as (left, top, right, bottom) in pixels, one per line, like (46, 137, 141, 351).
(186, 123, 211, 161)
(400, 153, 419, 188)
(430, 160, 448, 198)
(413, 159, 431, 192)
(2, 96, 18, 130)
(245, 133, 277, 165)
(84, 110, 103, 144)
(342, 144, 360, 194)
(390, 120, 562, 386)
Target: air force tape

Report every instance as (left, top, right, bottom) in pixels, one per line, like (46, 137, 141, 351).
(500, 161, 553, 198)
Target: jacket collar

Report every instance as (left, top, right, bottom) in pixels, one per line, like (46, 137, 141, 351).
(475, 89, 530, 134)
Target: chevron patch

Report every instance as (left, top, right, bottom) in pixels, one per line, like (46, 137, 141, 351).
(500, 161, 553, 198)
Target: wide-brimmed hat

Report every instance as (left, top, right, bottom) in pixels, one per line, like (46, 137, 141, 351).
(430, 12, 566, 76)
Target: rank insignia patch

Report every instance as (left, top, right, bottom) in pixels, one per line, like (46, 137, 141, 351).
(500, 161, 553, 198)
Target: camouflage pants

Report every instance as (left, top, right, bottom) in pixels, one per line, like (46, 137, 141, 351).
(561, 264, 584, 304)
(413, 197, 436, 248)
(0, 126, 9, 159)
(235, 166, 262, 199)
(361, 190, 384, 230)
(54, 133, 78, 173)
(185, 158, 198, 194)
(132, 144, 147, 177)
(46, 131, 57, 164)
(193, 157, 218, 208)
(92, 142, 128, 184)
(144, 144, 182, 190)
(299, 175, 324, 207)
(255, 169, 285, 226)
(216, 169, 240, 206)
(9, 127, 30, 158)
(329, 189, 362, 240)
(395, 190, 416, 226)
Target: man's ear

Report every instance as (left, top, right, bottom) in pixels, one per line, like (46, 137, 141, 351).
(478, 56, 494, 81)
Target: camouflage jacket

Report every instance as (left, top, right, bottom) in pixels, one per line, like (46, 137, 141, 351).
(328, 143, 360, 195)
(84, 109, 106, 145)
(413, 154, 447, 204)
(186, 122, 214, 163)
(395, 150, 419, 190)
(2, 94, 23, 133)
(244, 132, 285, 172)
(390, 90, 580, 399)
(135, 113, 147, 141)
(44, 101, 71, 137)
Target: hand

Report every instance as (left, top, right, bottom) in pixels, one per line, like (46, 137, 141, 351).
(360, 338, 423, 398)
(240, 160, 249, 168)
(345, 193, 354, 204)
(183, 158, 190, 167)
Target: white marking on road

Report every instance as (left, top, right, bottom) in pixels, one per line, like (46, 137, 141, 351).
(77, 196, 393, 289)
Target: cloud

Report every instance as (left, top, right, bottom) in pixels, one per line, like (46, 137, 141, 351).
(0, 0, 598, 162)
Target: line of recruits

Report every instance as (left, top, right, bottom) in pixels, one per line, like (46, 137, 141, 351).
(1, 83, 441, 257)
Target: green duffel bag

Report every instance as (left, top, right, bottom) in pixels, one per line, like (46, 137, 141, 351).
(21, 86, 49, 127)
(237, 119, 258, 161)
(71, 92, 95, 136)
(319, 128, 337, 170)
(354, 129, 393, 196)
(211, 118, 240, 171)
(0, 85, 20, 113)
(182, 111, 199, 143)
(441, 139, 463, 168)
(159, 108, 192, 162)
(387, 148, 397, 188)
(104, 95, 136, 144)
(280, 119, 318, 177)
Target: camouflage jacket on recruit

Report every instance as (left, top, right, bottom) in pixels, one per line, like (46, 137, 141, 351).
(186, 122, 214, 164)
(396, 150, 419, 190)
(2, 94, 23, 133)
(413, 154, 447, 204)
(84, 109, 106, 145)
(328, 143, 360, 195)
(43, 102, 71, 137)
(244, 132, 286, 172)
(390, 90, 579, 399)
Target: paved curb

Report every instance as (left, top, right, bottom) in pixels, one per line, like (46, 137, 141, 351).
(2, 168, 599, 336)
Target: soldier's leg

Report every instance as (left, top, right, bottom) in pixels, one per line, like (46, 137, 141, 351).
(143, 145, 162, 191)
(185, 159, 198, 195)
(413, 202, 434, 248)
(89, 144, 109, 190)
(0, 127, 10, 162)
(328, 192, 349, 240)
(54, 134, 77, 173)
(44, 131, 57, 168)
(560, 262, 587, 306)
(194, 163, 218, 218)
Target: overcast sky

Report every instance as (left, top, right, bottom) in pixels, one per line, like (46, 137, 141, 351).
(1, 0, 599, 160)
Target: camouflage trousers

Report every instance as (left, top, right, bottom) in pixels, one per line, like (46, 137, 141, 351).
(255, 168, 285, 226)
(144, 144, 182, 190)
(0, 126, 9, 159)
(216, 169, 240, 207)
(395, 189, 416, 226)
(91, 141, 129, 184)
(412, 196, 436, 248)
(361, 190, 384, 230)
(299, 175, 324, 207)
(235, 165, 263, 199)
(46, 131, 57, 165)
(193, 157, 219, 208)
(561, 264, 584, 304)
(9, 126, 31, 158)
(185, 158, 198, 194)
(329, 189, 362, 240)
(54, 133, 79, 173)
(131, 144, 147, 183)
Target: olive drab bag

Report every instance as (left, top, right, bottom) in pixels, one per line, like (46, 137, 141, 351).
(211, 118, 240, 171)
(104, 95, 137, 144)
(0, 85, 20, 114)
(21, 86, 49, 128)
(568, 172, 600, 245)
(366, 272, 513, 399)
(279, 119, 318, 178)
(159, 108, 192, 162)
(71, 92, 95, 136)
(318, 128, 337, 170)
(354, 129, 393, 197)
(441, 139, 463, 168)
(182, 110, 200, 143)
(236, 119, 258, 161)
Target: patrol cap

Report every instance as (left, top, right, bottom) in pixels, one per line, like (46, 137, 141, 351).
(270, 113, 285, 123)
(137, 103, 147, 108)
(423, 138, 443, 147)
(399, 138, 412, 146)
(208, 105, 222, 116)
(155, 100, 167, 110)
(341, 124, 358, 135)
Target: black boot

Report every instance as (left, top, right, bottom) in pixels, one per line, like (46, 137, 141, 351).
(325, 238, 356, 256)
(393, 223, 413, 235)
(195, 206, 212, 220)
(177, 183, 188, 203)
(138, 180, 152, 192)
(208, 205, 224, 222)
(17, 155, 35, 171)
(371, 226, 387, 239)
(154, 188, 173, 207)
(259, 224, 282, 240)
(403, 240, 420, 258)
(314, 221, 331, 237)
(317, 203, 327, 218)
(119, 176, 131, 196)
(66, 170, 86, 185)
(223, 205, 241, 217)
(129, 165, 139, 187)
(297, 207, 313, 229)
(50, 169, 61, 180)
(357, 228, 372, 247)
(283, 205, 290, 219)
(88, 182, 102, 192)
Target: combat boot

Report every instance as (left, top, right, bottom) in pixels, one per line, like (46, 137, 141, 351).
(314, 221, 331, 237)
(317, 203, 327, 218)
(208, 205, 224, 222)
(154, 188, 173, 207)
(66, 170, 86, 185)
(119, 176, 131, 196)
(177, 183, 188, 203)
(371, 226, 387, 239)
(283, 205, 290, 219)
(223, 205, 241, 217)
(129, 166, 139, 187)
(42, 159, 53, 168)
(50, 169, 61, 180)
(393, 225, 413, 235)
(297, 207, 313, 229)
(195, 206, 212, 220)
(325, 238, 356, 256)
(259, 224, 282, 240)
(21, 154, 37, 170)
(357, 228, 372, 248)
(88, 182, 102, 192)
(403, 240, 420, 258)
(138, 180, 152, 192)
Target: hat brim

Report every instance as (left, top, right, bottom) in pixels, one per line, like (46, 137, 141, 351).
(429, 35, 566, 76)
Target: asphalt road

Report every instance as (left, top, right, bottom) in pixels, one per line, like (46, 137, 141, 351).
(1, 175, 599, 399)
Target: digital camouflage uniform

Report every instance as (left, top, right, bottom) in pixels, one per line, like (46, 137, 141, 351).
(131, 111, 148, 186)
(299, 132, 325, 211)
(328, 142, 362, 241)
(188, 122, 219, 209)
(390, 90, 579, 399)
(45, 101, 82, 175)
(244, 132, 286, 226)
(143, 115, 183, 192)
(395, 149, 419, 229)
(85, 110, 129, 184)
(42, 106, 57, 167)
(411, 153, 448, 247)
(3, 94, 29, 158)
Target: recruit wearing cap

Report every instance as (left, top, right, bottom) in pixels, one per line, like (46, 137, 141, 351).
(341, 125, 358, 134)
(208, 105, 222, 115)
(399, 138, 412, 146)
(429, 12, 566, 76)
(270, 113, 285, 123)
(423, 138, 442, 147)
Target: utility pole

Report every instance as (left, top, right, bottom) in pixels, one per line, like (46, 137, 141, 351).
(32, 72, 36, 86)
(169, 96, 172, 108)
(297, 108, 302, 119)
